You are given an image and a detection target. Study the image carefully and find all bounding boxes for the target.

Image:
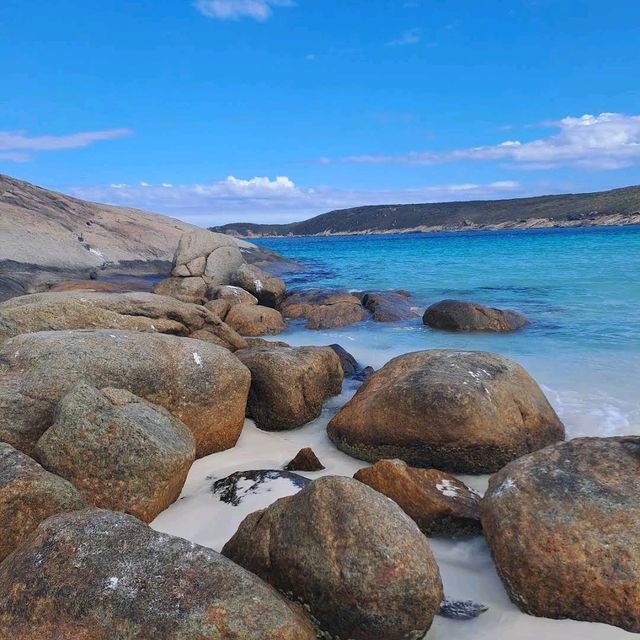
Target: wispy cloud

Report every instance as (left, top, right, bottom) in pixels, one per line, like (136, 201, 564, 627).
(69, 176, 522, 225)
(194, 0, 295, 21)
(386, 28, 421, 47)
(343, 113, 640, 170)
(0, 128, 132, 163)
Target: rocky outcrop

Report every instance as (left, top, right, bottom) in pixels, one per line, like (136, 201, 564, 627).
(359, 291, 418, 322)
(225, 304, 286, 336)
(231, 263, 286, 308)
(280, 289, 369, 329)
(0, 443, 86, 562)
(223, 476, 443, 640)
(354, 459, 481, 537)
(328, 349, 564, 473)
(236, 345, 343, 431)
(0, 329, 251, 457)
(284, 447, 325, 471)
(0, 290, 249, 351)
(423, 299, 530, 332)
(0, 508, 317, 639)
(481, 437, 640, 633)
(33, 383, 196, 522)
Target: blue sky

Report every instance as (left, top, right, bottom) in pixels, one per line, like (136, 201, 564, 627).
(2, 0, 640, 224)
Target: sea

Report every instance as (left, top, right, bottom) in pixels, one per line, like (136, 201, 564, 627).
(153, 225, 640, 640)
(256, 226, 640, 442)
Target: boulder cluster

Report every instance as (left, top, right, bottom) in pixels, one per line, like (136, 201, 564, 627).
(0, 228, 633, 637)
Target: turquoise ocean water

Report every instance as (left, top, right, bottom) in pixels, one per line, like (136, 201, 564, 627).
(256, 226, 640, 440)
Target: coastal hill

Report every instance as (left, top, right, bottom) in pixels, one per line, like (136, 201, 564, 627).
(211, 185, 640, 237)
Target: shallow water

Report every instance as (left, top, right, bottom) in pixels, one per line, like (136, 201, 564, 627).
(153, 226, 639, 639)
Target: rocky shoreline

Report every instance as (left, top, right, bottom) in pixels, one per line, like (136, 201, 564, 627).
(0, 227, 637, 638)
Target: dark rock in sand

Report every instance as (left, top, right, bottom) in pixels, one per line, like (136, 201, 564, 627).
(33, 383, 195, 523)
(236, 345, 343, 431)
(481, 436, 640, 633)
(284, 447, 325, 472)
(360, 291, 418, 322)
(225, 303, 286, 336)
(328, 349, 564, 473)
(438, 598, 489, 620)
(0, 329, 250, 458)
(280, 289, 369, 329)
(354, 459, 482, 537)
(223, 476, 443, 640)
(423, 299, 529, 332)
(0, 443, 86, 562)
(0, 508, 317, 639)
(212, 470, 311, 506)
(231, 264, 286, 309)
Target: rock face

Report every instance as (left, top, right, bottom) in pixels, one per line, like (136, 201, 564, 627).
(0, 329, 251, 458)
(360, 291, 418, 322)
(236, 345, 343, 431)
(33, 384, 196, 523)
(328, 350, 564, 473)
(225, 304, 286, 336)
(354, 459, 481, 537)
(0, 443, 86, 562)
(0, 290, 249, 351)
(231, 263, 286, 309)
(481, 437, 640, 633)
(281, 289, 369, 329)
(0, 508, 317, 639)
(284, 447, 325, 471)
(223, 476, 443, 640)
(423, 299, 530, 332)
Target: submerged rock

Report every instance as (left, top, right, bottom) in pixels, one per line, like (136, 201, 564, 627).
(0, 329, 250, 458)
(224, 303, 286, 336)
(236, 345, 343, 431)
(423, 299, 529, 332)
(284, 447, 325, 472)
(212, 470, 311, 506)
(223, 476, 443, 640)
(482, 437, 640, 633)
(354, 459, 482, 537)
(33, 383, 195, 523)
(328, 349, 564, 473)
(0, 509, 317, 639)
(329, 343, 373, 381)
(280, 289, 369, 329)
(0, 443, 86, 562)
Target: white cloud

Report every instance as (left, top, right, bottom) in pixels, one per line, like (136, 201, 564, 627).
(343, 112, 640, 170)
(0, 128, 132, 162)
(386, 28, 421, 47)
(69, 176, 522, 225)
(194, 0, 295, 21)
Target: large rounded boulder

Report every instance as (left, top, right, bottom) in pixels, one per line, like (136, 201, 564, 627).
(328, 349, 564, 473)
(423, 299, 529, 332)
(280, 289, 369, 329)
(231, 264, 286, 309)
(0, 329, 250, 457)
(225, 303, 286, 336)
(0, 443, 86, 562)
(223, 476, 443, 640)
(33, 383, 196, 522)
(236, 345, 343, 430)
(481, 436, 640, 633)
(0, 508, 317, 639)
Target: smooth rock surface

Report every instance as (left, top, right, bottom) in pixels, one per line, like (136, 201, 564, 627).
(0, 443, 86, 562)
(223, 476, 443, 640)
(328, 349, 565, 473)
(482, 436, 640, 632)
(224, 303, 286, 336)
(423, 299, 530, 332)
(236, 345, 343, 430)
(34, 384, 196, 522)
(0, 508, 317, 639)
(207, 284, 258, 306)
(354, 459, 482, 537)
(360, 291, 418, 322)
(0, 329, 250, 457)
